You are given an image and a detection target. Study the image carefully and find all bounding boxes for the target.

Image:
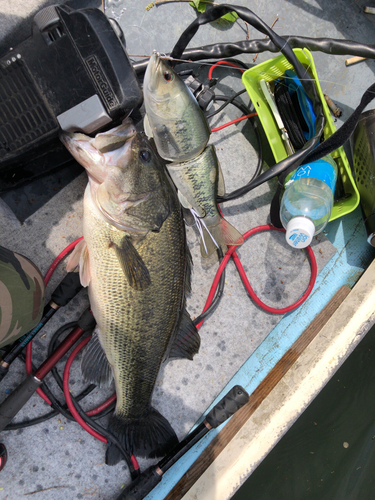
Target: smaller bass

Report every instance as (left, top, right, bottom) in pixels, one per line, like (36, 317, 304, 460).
(143, 52, 244, 257)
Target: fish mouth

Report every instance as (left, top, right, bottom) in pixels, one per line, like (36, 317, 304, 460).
(145, 52, 169, 99)
(151, 51, 161, 72)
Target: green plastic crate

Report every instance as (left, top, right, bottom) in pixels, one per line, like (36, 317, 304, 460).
(242, 48, 359, 222)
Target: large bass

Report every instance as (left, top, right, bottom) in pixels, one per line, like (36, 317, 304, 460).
(61, 120, 200, 464)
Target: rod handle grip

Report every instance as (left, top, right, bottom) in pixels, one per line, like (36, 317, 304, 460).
(115, 466, 161, 500)
(0, 374, 42, 432)
(205, 385, 249, 429)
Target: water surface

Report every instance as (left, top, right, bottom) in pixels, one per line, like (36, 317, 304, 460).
(233, 322, 375, 500)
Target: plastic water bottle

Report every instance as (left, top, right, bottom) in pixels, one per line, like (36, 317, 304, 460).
(280, 155, 338, 249)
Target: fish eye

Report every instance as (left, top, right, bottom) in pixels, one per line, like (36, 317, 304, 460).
(139, 150, 151, 163)
(163, 71, 173, 82)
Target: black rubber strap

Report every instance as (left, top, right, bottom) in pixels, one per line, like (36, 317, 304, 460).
(169, 4, 324, 127)
(305, 82, 375, 163)
(169, 4, 326, 203)
(274, 82, 307, 150)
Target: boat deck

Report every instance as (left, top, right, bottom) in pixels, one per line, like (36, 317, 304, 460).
(0, 1, 375, 499)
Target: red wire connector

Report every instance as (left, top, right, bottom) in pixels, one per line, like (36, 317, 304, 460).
(0, 443, 7, 472)
(196, 225, 317, 329)
(211, 113, 257, 133)
(208, 60, 245, 80)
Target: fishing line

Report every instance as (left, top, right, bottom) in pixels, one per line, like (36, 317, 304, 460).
(205, 89, 248, 119)
(207, 60, 245, 80)
(207, 95, 263, 201)
(143, 53, 344, 89)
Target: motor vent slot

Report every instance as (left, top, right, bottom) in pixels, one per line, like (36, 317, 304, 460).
(0, 59, 58, 160)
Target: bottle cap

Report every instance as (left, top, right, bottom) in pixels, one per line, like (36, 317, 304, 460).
(285, 217, 315, 249)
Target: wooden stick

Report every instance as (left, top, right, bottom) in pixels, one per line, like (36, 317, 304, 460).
(364, 6, 375, 14)
(253, 16, 279, 63)
(24, 486, 72, 496)
(165, 285, 351, 500)
(345, 56, 367, 66)
(146, 0, 218, 10)
(324, 94, 342, 118)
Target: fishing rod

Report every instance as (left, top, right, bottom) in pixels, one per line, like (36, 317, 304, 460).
(115, 385, 250, 500)
(0, 309, 94, 433)
(0, 271, 82, 382)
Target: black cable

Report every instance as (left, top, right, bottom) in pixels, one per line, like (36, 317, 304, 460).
(193, 247, 225, 325)
(205, 89, 247, 119)
(4, 324, 113, 430)
(166, 4, 326, 202)
(133, 36, 375, 75)
(47, 323, 138, 478)
(207, 95, 263, 202)
(3, 382, 99, 430)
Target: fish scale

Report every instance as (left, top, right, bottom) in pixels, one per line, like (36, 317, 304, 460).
(61, 126, 200, 463)
(84, 187, 186, 419)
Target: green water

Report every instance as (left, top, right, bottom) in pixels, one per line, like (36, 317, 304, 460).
(232, 323, 375, 500)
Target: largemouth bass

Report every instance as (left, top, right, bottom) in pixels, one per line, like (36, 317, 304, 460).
(168, 145, 243, 257)
(61, 120, 200, 464)
(143, 52, 210, 162)
(143, 52, 244, 257)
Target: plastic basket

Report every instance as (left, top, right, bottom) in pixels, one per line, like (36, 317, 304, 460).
(242, 48, 359, 222)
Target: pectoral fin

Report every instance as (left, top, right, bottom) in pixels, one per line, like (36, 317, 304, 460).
(79, 243, 91, 287)
(66, 239, 91, 287)
(217, 159, 225, 197)
(66, 239, 86, 272)
(114, 236, 151, 291)
(143, 114, 153, 139)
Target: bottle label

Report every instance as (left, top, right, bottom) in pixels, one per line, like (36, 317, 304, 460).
(286, 158, 337, 193)
(288, 230, 309, 248)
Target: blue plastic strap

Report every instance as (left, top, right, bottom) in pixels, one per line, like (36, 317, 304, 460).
(284, 69, 316, 140)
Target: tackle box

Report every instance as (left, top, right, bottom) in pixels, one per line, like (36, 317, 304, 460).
(242, 48, 360, 222)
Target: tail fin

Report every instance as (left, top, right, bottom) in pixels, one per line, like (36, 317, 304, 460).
(106, 408, 178, 465)
(200, 217, 244, 258)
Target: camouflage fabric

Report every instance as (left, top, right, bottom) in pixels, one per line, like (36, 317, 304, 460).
(0, 247, 45, 349)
